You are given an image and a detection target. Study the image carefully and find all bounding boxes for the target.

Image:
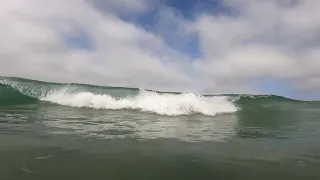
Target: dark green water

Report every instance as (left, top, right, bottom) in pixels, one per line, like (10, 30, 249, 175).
(1, 77, 320, 180)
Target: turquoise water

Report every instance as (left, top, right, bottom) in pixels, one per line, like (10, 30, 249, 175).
(1, 77, 320, 179)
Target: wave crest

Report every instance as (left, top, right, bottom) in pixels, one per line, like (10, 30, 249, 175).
(41, 89, 238, 116)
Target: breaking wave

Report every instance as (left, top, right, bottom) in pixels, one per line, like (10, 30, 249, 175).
(41, 89, 237, 116)
(0, 76, 312, 116)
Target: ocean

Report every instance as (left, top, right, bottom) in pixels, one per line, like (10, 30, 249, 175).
(1, 76, 320, 180)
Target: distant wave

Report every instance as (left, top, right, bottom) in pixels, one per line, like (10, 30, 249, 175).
(0, 77, 317, 116)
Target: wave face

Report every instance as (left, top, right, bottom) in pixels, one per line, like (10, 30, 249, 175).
(0, 77, 315, 116)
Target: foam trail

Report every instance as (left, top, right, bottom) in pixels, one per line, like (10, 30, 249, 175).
(41, 89, 237, 116)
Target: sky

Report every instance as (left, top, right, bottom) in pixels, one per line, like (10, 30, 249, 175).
(0, 0, 320, 100)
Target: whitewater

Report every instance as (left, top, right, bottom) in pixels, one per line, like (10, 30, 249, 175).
(1, 77, 237, 116)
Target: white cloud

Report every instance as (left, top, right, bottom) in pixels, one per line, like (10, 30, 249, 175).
(192, 0, 320, 93)
(0, 0, 320, 96)
(0, 0, 193, 92)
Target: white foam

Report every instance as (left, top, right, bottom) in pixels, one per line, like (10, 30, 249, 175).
(41, 89, 238, 116)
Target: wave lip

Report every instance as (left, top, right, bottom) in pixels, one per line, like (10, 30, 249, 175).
(41, 89, 238, 116)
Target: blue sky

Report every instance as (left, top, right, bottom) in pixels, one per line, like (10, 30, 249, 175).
(1, 0, 320, 100)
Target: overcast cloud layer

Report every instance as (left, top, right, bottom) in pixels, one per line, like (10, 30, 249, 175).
(0, 0, 319, 98)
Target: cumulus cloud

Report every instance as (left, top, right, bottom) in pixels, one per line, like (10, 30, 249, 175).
(0, 0, 319, 96)
(192, 0, 320, 93)
(0, 0, 193, 92)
